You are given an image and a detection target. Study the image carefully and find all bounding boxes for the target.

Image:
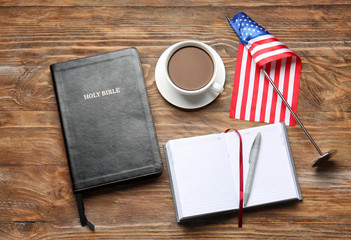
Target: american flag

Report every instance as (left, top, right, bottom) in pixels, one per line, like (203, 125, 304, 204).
(228, 12, 301, 126)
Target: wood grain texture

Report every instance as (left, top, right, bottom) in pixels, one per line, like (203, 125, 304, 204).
(0, 1, 350, 239)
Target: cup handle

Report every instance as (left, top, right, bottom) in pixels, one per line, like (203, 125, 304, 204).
(210, 82, 224, 94)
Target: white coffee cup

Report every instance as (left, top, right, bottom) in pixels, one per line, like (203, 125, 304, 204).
(164, 40, 224, 96)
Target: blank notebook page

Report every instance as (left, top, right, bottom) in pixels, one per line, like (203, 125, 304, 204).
(167, 134, 238, 219)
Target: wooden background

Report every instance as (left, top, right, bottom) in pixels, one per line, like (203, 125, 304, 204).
(0, 0, 350, 239)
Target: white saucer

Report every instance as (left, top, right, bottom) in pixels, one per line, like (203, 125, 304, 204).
(155, 45, 226, 109)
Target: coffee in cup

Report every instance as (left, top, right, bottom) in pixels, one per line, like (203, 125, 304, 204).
(164, 41, 223, 96)
(168, 46, 214, 91)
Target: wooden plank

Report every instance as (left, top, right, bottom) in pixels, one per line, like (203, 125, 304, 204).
(0, 163, 350, 238)
(0, 6, 349, 45)
(1, 50, 350, 117)
(0, 0, 350, 7)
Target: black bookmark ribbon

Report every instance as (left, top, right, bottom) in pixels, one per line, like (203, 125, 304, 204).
(75, 193, 95, 231)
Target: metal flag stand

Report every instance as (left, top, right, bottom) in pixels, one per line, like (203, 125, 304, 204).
(226, 16, 337, 167)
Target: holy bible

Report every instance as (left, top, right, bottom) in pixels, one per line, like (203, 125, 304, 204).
(51, 48, 163, 230)
(164, 123, 302, 223)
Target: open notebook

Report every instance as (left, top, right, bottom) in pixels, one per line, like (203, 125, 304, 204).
(164, 123, 302, 222)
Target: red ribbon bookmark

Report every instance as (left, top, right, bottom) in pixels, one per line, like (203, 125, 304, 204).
(224, 128, 244, 227)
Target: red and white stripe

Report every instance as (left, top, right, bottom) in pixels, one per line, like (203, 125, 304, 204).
(230, 35, 301, 126)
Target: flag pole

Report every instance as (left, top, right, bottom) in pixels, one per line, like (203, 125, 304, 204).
(261, 69, 321, 154)
(226, 16, 336, 167)
(262, 70, 336, 167)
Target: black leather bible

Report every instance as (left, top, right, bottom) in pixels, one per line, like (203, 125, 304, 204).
(51, 48, 163, 230)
